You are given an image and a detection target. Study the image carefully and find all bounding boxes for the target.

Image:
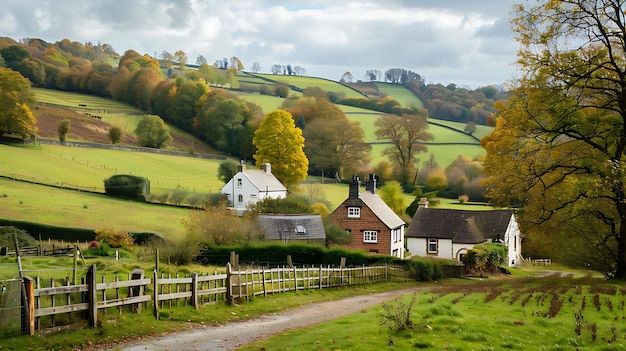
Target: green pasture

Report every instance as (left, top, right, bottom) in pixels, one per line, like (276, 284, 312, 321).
(240, 278, 626, 351)
(32, 88, 143, 113)
(0, 178, 189, 237)
(238, 93, 286, 114)
(0, 143, 224, 194)
(250, 73, 366, 99)
(432, 118, 494, 140)
(374, 82, 424, 108)
(370, 142, 485, 169)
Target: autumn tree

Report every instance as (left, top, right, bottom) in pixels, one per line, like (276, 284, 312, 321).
(378, 181, 406, 216)
(0, 68, 37, 138)
(58, 118, 70, 142)
(253, 110, 308, 190)
(108, 125, 122, 144)
(375, 111, 433, 185)
(134, 115, 172, 148)
(482, 0, 626, 279)
(174, 50, 187, 70)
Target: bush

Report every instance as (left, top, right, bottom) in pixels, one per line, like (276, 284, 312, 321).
(95, 228, 134, 250)
(103, 174, 150, 201)
(0, 226, 36, 249)
(408, 260, 435, 281)
(462, 243, 507, 274)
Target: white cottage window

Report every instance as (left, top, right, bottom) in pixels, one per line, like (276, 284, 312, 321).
(363, 230, 377, 243)
(236, 178, 242, 187)
(348, 207, 360, 218)
(427, 238, 438, 253)
(237, 194, 243, 203)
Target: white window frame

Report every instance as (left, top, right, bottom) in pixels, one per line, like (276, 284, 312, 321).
(427, 238, 438, 253)
(237, 194, 244, 203)
(347, 207, 360, 218)
(363, 230, 377, 243)
(392, 228, 402, 243)
(236, 178, 243, 187)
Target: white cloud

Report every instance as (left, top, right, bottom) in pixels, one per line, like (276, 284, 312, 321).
(3, 0, 519, 88)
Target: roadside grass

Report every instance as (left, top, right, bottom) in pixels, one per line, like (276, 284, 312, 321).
(374, 82, 424, 108)
(239, 276, 626, 351)
(0, 276, 417, 351)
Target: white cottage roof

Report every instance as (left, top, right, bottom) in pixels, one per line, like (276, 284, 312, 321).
(243, 170, 286, 192)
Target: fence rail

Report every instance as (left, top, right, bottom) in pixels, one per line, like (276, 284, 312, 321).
(14, 262, 396, 336)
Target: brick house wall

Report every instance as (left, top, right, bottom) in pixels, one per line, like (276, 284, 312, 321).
(332, 199, 392, 254)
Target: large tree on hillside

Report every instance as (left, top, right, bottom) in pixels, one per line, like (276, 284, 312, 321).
(0, 68, 37, 138)
(482, 0, 626, 279)
(134, 115, 172, 148)
(375, 111, 432, 185)
(253, 110, 308, 190)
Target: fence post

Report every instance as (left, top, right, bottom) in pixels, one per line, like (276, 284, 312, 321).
(22, 276, 35, 335)
(86, 264, 97, 327)
(319, 265, 323, 290)
(131, 269, 144, 313)
(262, 267, 267, 297)
(153, 269, 159, 320)
(191, 272, 198, 310)
(226, 263, 233, 305)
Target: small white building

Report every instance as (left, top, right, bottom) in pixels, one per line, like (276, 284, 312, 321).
(405, 203, 523, 266)
(221, 161, 287, 214)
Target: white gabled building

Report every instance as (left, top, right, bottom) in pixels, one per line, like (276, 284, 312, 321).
(221, 161, 287, 214)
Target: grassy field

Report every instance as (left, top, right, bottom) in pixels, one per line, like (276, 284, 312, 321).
(249, 73, 367, 99)
(375, 82, 424, 108)
(0, 178, 191, 238)
(239, 275, 626, 350)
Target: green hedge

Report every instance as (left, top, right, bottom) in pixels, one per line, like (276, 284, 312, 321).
(462, 243, 507, 273)
(0, 219, 162, 245)
(196, 244, 404, 267)
(103, 174, 150, 201)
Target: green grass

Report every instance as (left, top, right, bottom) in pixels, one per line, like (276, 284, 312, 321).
(239, 277, 626, 351)
(250, 73, 366, 99)
(374, 82, 424, 108)
(0, 178, 190, 238)
(32, 88, 144, 113)
(0, 143, 224, 194)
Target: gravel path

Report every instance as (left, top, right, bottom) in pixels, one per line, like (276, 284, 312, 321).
(96, 286, 424, 351)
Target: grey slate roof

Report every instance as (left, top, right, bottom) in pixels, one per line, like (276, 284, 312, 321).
(405, 208, 515, 244)
(258, 214, 326, 240)
(243, 170, 286, 192)
(359, 191, 405, 229)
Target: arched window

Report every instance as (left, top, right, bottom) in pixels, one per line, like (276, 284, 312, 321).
(238, 194, 243, 203)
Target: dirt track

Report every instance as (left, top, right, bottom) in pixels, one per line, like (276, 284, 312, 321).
(96, 286, 425, 351)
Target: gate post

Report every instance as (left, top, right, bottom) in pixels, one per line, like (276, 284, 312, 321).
(22, 276, 35, 335)
(225, 263, 233, 305)
(130, 269, 144, 313)
(86, 264, 97, 327)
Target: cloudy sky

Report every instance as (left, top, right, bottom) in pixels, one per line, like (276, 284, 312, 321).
(2, 0, 520, 89)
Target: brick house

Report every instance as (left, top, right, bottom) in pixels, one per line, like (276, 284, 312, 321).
(331, 175, 405, 258)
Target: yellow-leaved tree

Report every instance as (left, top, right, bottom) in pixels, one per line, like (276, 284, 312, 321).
(0, 68, 37, 138)
(253, 110, 308, 190)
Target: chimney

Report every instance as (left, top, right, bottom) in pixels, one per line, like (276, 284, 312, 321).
(349, 175, 361, 199)
(260, 163, 271, 174)
(238, 160, 245, 172)
(365, 173, 377, 194)
(418, 197, 429, 208)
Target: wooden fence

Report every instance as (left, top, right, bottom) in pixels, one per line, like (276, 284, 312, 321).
(18, 262, 397, 335)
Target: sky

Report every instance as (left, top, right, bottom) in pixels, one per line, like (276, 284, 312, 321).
(1, 0, 520, 89)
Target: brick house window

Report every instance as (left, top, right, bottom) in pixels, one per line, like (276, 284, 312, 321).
(427, 238, 438, 253)
(347, 207, 360, 218)
(364, 230, 377, 243)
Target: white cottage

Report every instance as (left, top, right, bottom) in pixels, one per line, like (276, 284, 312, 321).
(221, 161, 287, 214)
(405, 204, 523, 266)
